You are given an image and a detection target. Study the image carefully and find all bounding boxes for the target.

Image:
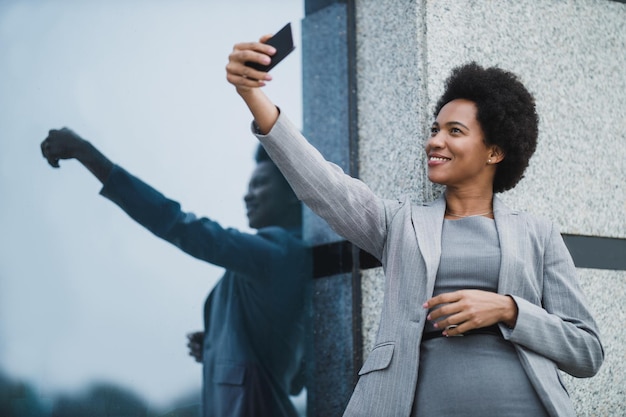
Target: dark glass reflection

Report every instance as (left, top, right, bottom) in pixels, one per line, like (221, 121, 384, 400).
(1, 2, 307, 416)
(35, 129, 310, 417)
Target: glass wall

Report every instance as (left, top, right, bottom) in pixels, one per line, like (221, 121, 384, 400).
(0, 1, 305, 415)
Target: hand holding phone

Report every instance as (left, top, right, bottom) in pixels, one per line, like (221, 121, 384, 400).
(245, 23, 295, 72)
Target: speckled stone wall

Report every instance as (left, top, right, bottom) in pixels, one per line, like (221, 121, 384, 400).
(355, 0, 625, 415)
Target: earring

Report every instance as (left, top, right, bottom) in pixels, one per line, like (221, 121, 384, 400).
(488, 159, 492, 164)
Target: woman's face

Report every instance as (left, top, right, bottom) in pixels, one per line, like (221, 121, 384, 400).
(425, 99, 496, 190)
(244, 161, 296, 229)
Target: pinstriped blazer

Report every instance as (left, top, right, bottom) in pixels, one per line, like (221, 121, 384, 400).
(255, 113, 604, 417)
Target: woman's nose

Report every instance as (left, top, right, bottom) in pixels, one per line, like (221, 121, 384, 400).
(425, 132, 443, 151)
(244, 189, 253, 202)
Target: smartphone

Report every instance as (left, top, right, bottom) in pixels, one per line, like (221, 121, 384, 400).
(245, 23, 295, 72)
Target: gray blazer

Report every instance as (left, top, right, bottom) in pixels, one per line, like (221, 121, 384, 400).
(255, 113, 604, 417)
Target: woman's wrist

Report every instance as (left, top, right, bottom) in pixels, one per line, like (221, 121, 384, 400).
(77, 141, 113, 184)
(239, 88, 279, 134)
(501, 294, 519, 328)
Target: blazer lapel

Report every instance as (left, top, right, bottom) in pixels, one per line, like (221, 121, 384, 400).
(410, 195, 446, 294)
(411, 196, 527, 298)
(493, 196, 525, 295)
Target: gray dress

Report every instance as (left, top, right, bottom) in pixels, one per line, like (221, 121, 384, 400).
(412, 216, 549, 416)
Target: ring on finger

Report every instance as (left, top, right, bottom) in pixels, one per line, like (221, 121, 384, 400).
(445, 324, 464, 337)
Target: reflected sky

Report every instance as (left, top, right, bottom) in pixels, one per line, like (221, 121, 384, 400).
(0, 0, 303, 410)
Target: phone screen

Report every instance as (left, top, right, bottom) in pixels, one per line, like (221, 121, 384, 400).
(245, 23, 295, 72)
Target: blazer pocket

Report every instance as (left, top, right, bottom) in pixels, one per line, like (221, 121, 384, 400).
(358, 342, 394, 376)
(213, 363, 246, 385)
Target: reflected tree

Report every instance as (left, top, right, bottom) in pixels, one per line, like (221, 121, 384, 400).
(50, 383, 152, 417)
(0, 372, 47, 417)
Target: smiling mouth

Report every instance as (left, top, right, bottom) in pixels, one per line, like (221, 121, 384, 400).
(429, 156, 450, 162)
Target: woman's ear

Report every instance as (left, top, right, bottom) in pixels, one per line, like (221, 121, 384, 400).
(488, 146, 505, 164)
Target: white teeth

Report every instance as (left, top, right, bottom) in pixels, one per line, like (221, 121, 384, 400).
(430, 156, 449, 161)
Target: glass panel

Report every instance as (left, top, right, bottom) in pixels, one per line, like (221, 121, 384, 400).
(0, 1, 306, 416)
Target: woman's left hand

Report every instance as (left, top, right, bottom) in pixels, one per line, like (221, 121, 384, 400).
(423, 290, 518, 336)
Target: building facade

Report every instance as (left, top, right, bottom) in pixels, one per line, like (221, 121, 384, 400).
(302, 1, 626, 415)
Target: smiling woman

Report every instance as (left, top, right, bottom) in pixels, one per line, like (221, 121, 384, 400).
(226, 31, 603, 415)
(0, 1, 304, 416)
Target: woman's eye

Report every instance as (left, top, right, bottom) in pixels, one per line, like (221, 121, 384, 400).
(430, 127, 439, 136)
(450, 127, 462, 134)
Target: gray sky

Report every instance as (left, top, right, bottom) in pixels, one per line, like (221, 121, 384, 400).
(0, 0, 303, 408)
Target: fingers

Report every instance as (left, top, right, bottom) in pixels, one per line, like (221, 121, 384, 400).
(424, 290, 505, 335)
(226, 41, 275, 89)
(40, 127, 85, 167)
(187, 331, 204, 341)
(428, 308, 478, 336)
(423, 290, 464, 307)
(233, 40, 276, 57)
(423, 291, 462, 316)
(186, 339, 201, 351)
(424, 290, 473, 334)
(186, 331, 203, 362)
(186, 342, 202, 362)
(259, 34, 273, 43)
(428, 306, 467, 332)
(41, 131, 60, 168)
(435, 313, 473, 336)
(225, 61, 270, 86)
(187, 348, 202, 363)
(40, 137, 49, 158)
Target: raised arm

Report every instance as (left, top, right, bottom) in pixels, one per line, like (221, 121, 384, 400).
(227, 36, 401, 259)
(41, 128, 113, 183)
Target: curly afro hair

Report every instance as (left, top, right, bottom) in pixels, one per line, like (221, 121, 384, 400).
(434, 62, 538, 193)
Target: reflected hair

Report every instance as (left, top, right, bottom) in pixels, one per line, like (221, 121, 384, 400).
(255, 143, 272, 164)
(255, 144, 297, 197)
(434, 62, 539, 193)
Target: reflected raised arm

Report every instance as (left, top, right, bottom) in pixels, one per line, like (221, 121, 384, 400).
(226, 35, 280, 134)
(41, 128, 113, 183)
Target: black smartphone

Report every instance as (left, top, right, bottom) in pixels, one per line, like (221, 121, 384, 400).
(245, 23, 295, 72)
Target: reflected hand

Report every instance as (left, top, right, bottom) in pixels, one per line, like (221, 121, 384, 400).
(226, 35, 275, 93)
(423, 290, 518, 336)
(40, 128, 87, 168)
(186, 331, 204, 363)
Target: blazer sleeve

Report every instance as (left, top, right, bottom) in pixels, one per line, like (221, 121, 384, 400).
(100, 164, 295, 280)
(501, 220, 604, 378)
(255, 112, 394, 260)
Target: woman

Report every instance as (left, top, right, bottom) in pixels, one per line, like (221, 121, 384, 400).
(225, 37, 603, 417)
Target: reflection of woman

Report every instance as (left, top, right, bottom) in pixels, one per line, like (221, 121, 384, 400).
(226, 38, 603, 417)
(40, 131, 308, 417)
